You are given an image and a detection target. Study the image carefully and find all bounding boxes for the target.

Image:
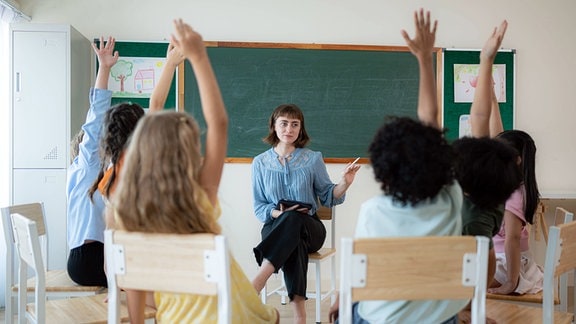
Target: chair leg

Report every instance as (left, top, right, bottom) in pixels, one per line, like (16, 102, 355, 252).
(261, 285, 267, 304)
(5, 294, 14, 324)
(330, 255, 336, 304)
(281, 274, 287, 305)
(315, 262, 321, 324)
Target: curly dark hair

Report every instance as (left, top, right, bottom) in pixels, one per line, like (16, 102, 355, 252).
(453, 136, 522, 209)
(88, 102, 145, 200)
(369, 117, 454, 205)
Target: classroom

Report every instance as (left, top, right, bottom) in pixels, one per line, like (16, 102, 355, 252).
(1, 0, 576, 322)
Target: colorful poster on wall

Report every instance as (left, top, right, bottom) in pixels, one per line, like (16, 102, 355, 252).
(94, 40, 178, 109)
(108, 57, 167, 99)
(453, 64, 506, 103)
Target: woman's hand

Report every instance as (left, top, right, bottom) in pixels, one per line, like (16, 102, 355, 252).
(342, 162, 361, 186)
(274, 204, 308, 218)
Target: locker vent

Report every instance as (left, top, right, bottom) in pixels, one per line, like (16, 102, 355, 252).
(44, 146, 58, 160)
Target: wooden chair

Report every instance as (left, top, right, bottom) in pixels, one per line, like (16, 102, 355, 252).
(105, 229, 232, 324)
(338, 236, 489, 324)
(486, 219, 576, 324)
(486, 206, 574, 310)
(10, 212, 155, 324)
(1, 202, 104, 323)
(261, 204, 336, 324)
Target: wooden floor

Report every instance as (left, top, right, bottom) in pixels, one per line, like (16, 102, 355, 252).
(268, 294, 332, 324)
(1, 289, 572, 324)
(0, 294, 332, 324)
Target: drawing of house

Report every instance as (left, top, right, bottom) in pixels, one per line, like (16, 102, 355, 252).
(134, 69, 155, 93)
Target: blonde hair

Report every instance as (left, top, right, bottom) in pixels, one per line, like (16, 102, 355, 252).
(114, 111, 221, 234)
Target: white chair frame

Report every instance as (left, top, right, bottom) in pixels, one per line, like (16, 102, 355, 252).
(2, 203, 103, 323)
(339, 236, 489, 324)
(105, 229, 232, 324)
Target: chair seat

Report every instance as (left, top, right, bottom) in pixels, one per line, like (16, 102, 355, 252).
(27, 293, 156, 323)
(12, 269, 104, 293)
(309, 247, 336, 260)
(486, 290, 560, 305)
(486, 299, 572, 324)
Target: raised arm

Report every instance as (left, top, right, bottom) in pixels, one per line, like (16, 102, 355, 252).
(171, 19, 228, 205)
(489, 89, 504, 137)
(93, 36, 119, 90)
(470, 20, 508, 138)
(149, 42, 185, 112)
(401, 9, 439, 128)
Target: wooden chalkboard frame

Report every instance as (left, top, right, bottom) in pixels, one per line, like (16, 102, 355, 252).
(184, 42, 442, 163)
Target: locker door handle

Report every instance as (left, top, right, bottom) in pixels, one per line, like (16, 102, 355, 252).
(15, 72, 21, 92)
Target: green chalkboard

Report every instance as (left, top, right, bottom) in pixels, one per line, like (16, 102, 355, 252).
(184, 43, 438, 160)
(442, 49, 515, 140)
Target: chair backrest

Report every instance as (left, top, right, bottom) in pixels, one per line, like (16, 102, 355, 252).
(10, 213, 47, 324)
(2, 202, 48, 267)
(104, 230, 232, 324)
(533, 205, 574, 245)
(316, 204, 335, 248)
(543, 219, 576, 323)
(338, 235, 489, 324)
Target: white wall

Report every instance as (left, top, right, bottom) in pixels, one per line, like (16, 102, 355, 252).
(8, 0, 576, 281)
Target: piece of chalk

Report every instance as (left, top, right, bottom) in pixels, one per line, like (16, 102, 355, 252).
(351, 157, 361, 165)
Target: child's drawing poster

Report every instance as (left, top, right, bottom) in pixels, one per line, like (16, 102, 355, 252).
(453, 64, 506, 103)
(108, 57, 167, 98)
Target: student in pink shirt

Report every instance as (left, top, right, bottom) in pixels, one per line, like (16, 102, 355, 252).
(490, 130, 543, 295)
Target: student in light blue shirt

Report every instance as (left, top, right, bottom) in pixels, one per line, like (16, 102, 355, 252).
(66, 37, 118, 287)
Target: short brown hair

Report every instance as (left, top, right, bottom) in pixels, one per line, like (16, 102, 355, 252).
(263, 104, 310, 147)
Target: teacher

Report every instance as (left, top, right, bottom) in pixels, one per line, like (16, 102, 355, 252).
(251, 103, 360, 324)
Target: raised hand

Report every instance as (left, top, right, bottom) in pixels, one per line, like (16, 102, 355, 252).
(401, 8, 438, 61)
(166, 42, 185, 68)
(480, 20, 508, 62)
(170, 19, 207, 63)
(92, 36, 119, 69)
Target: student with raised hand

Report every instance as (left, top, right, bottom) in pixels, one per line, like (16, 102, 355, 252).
(110, 39, 186, 322)
(112, 19, 278, 324)
(467, 22, 543, 297)
(451, 20, 524, 324)
(329, 10, 466, 324)
(66, 36, 118, 287)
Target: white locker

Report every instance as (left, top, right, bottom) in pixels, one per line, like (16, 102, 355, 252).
(9, 24, 93, 274)
(12, 169, 67, 269)
(12, 30, 68, 168)
(10, 24, 92, 169)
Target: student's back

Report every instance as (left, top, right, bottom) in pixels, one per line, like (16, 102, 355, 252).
(354, 117, 466, 323)
(112, 19, 278, 324)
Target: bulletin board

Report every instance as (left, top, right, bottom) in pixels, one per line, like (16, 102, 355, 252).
(442, 49, 515, 141)
(94, 40, 182, 109)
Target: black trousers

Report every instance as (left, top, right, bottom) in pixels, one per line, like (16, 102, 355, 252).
(67, 241, 108, 287)
(254, 211, 326, 300)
